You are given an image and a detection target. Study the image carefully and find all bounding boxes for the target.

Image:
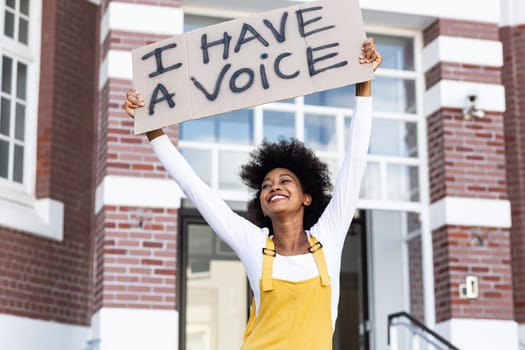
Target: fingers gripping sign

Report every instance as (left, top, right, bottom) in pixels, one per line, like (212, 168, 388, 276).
(359, 38, 382, 72)
(123, 89, 145, 118)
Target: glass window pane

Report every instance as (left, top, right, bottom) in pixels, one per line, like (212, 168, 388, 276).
(219, 151, 249, 191)
(17, 62, 28, 100)
(0, 140, 8, 179)
(360, 162, 381, 200)
(263, 111, 294, 142)
(372, 34, 414, 71)
(4, 11, 15, 38)
(217, 109, 253, 145)
(20, 0, 30, 15)
(180, 118, 216, 142)
(19, 18, 28, 44)
(304, 114, 336, 151)
(2, 56, 13, 93)
(370, 119, 418, 157)
(1, 98, 11, 136)
(374, 77, 416, 114)
(180, 148, 212, 185)
(13, 144, 23, 183)
(6, 0, 15, 9)
(188, 223, 214, 256)
(386, 164, 420, 202)
(15, 103, 25, 140)
(304, 85, 355, 108)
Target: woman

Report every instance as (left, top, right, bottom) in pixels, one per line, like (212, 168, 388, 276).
(124, 38, 382, 349)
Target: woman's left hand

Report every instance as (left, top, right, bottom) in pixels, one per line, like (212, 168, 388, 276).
(359, 38, 382, 72)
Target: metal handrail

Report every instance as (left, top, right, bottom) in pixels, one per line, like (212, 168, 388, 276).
(387, 311, 460, 350)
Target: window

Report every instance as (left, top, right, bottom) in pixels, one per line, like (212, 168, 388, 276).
(0, 0, 38, 192)
(0, 1, 59, 241)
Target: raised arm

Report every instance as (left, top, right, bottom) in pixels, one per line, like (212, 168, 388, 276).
(123, 91, 261, 258)
(312, 38, 382, 246)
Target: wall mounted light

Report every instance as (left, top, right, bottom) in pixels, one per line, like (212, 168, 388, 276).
(463, 94, 485, 120)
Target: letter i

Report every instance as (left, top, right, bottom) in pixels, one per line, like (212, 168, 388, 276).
(260, 53, 270, 90)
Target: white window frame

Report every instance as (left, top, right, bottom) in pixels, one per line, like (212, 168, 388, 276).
(0, 0, 64, 241)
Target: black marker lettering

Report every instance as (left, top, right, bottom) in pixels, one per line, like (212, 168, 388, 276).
(235, 23, 270, 53)
(263, 12, 288, 43)
(259, 53, 270, 90)
(141, 43, 182, 78)
(274, 52, 300, 79)
(148, 84, 175, 115)
(191, 64, 232, 101)
(296, 6, 335, 38)
(307, 42, 348, 76)
(230, 68, 255, 93)
(201, 32, 232, 64)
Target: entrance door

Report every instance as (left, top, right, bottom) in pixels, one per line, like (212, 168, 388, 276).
(333, 210, 370, 350)
(178, 208, 248, 350)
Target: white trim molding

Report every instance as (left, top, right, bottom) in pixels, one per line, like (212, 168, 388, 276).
(0, 313, 90, 350)
(91, 307, 179, 350)
(95, 175, 183, 213)
(424, 80, 506, 116)
(423, 36, 503, 72)
(429, 197, 511, 230)
(519, 324, 525, 350)
(435, 318, 519, 350)
(0, 196, 64, 240)
(500, 0, 525, 26)
(100, 2, 183, 43)
(99, 50, 132, 89)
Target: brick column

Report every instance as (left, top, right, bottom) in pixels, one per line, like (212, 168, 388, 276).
(423, 18, 518, 349)
(500, 2, 525, 344)
(93, 1, 183, 349)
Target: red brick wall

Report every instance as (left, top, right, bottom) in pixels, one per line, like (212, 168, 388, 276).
(423, 19, 499, 45)
(96, 205, 177, 310)
(0, 0, 99, 325)
(427, 109, 507, 203)
(500, 24, 525, 323)
(95, 1, 182, 314)
(433, 226, 514, 322)
(424, 18, 513, 322)
(408, 236, 425, 322)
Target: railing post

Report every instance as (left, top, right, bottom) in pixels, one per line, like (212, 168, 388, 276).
(389, 325, 398, 350)
(412, 334, 420, 350)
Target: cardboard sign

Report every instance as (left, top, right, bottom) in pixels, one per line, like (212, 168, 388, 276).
(132, 0, 373, 134)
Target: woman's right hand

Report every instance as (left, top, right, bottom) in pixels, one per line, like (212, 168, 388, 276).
(123, 89, 145, 118)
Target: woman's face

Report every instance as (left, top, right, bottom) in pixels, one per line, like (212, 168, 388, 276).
(259, 167, 312, 220)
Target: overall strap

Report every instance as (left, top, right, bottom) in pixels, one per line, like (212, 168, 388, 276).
(308, 235, 331, 286)
(261, 237, 276, 291)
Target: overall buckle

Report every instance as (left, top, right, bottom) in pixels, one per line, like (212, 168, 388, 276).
(308, 241, 323, 253)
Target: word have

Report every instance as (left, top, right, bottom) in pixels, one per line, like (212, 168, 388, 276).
(141, 6, 348, 116)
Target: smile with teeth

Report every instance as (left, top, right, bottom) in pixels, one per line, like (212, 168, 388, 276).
(269, 194, 288, 203)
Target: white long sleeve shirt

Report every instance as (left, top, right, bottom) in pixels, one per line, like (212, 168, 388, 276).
(151, 96, 373, 327)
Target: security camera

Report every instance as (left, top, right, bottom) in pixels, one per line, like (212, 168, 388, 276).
(463, 94, 485, 120)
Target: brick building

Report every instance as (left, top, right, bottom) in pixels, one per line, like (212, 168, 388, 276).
(0, 0, 523, 349)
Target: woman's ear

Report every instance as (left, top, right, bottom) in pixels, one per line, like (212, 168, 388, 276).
(303, 194, 312, 207)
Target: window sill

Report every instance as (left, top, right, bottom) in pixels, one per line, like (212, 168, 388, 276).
(0, 194, 64, 241)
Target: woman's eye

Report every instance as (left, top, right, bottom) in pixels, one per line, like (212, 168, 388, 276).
(262, 183, 270, 189)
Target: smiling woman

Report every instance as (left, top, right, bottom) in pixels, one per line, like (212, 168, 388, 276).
(124, 38, 382, 350)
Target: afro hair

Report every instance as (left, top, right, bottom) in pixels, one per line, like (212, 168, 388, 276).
(240, 138, 332, 234)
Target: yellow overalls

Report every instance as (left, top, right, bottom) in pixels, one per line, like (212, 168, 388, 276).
(241, 235, 333, 350)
